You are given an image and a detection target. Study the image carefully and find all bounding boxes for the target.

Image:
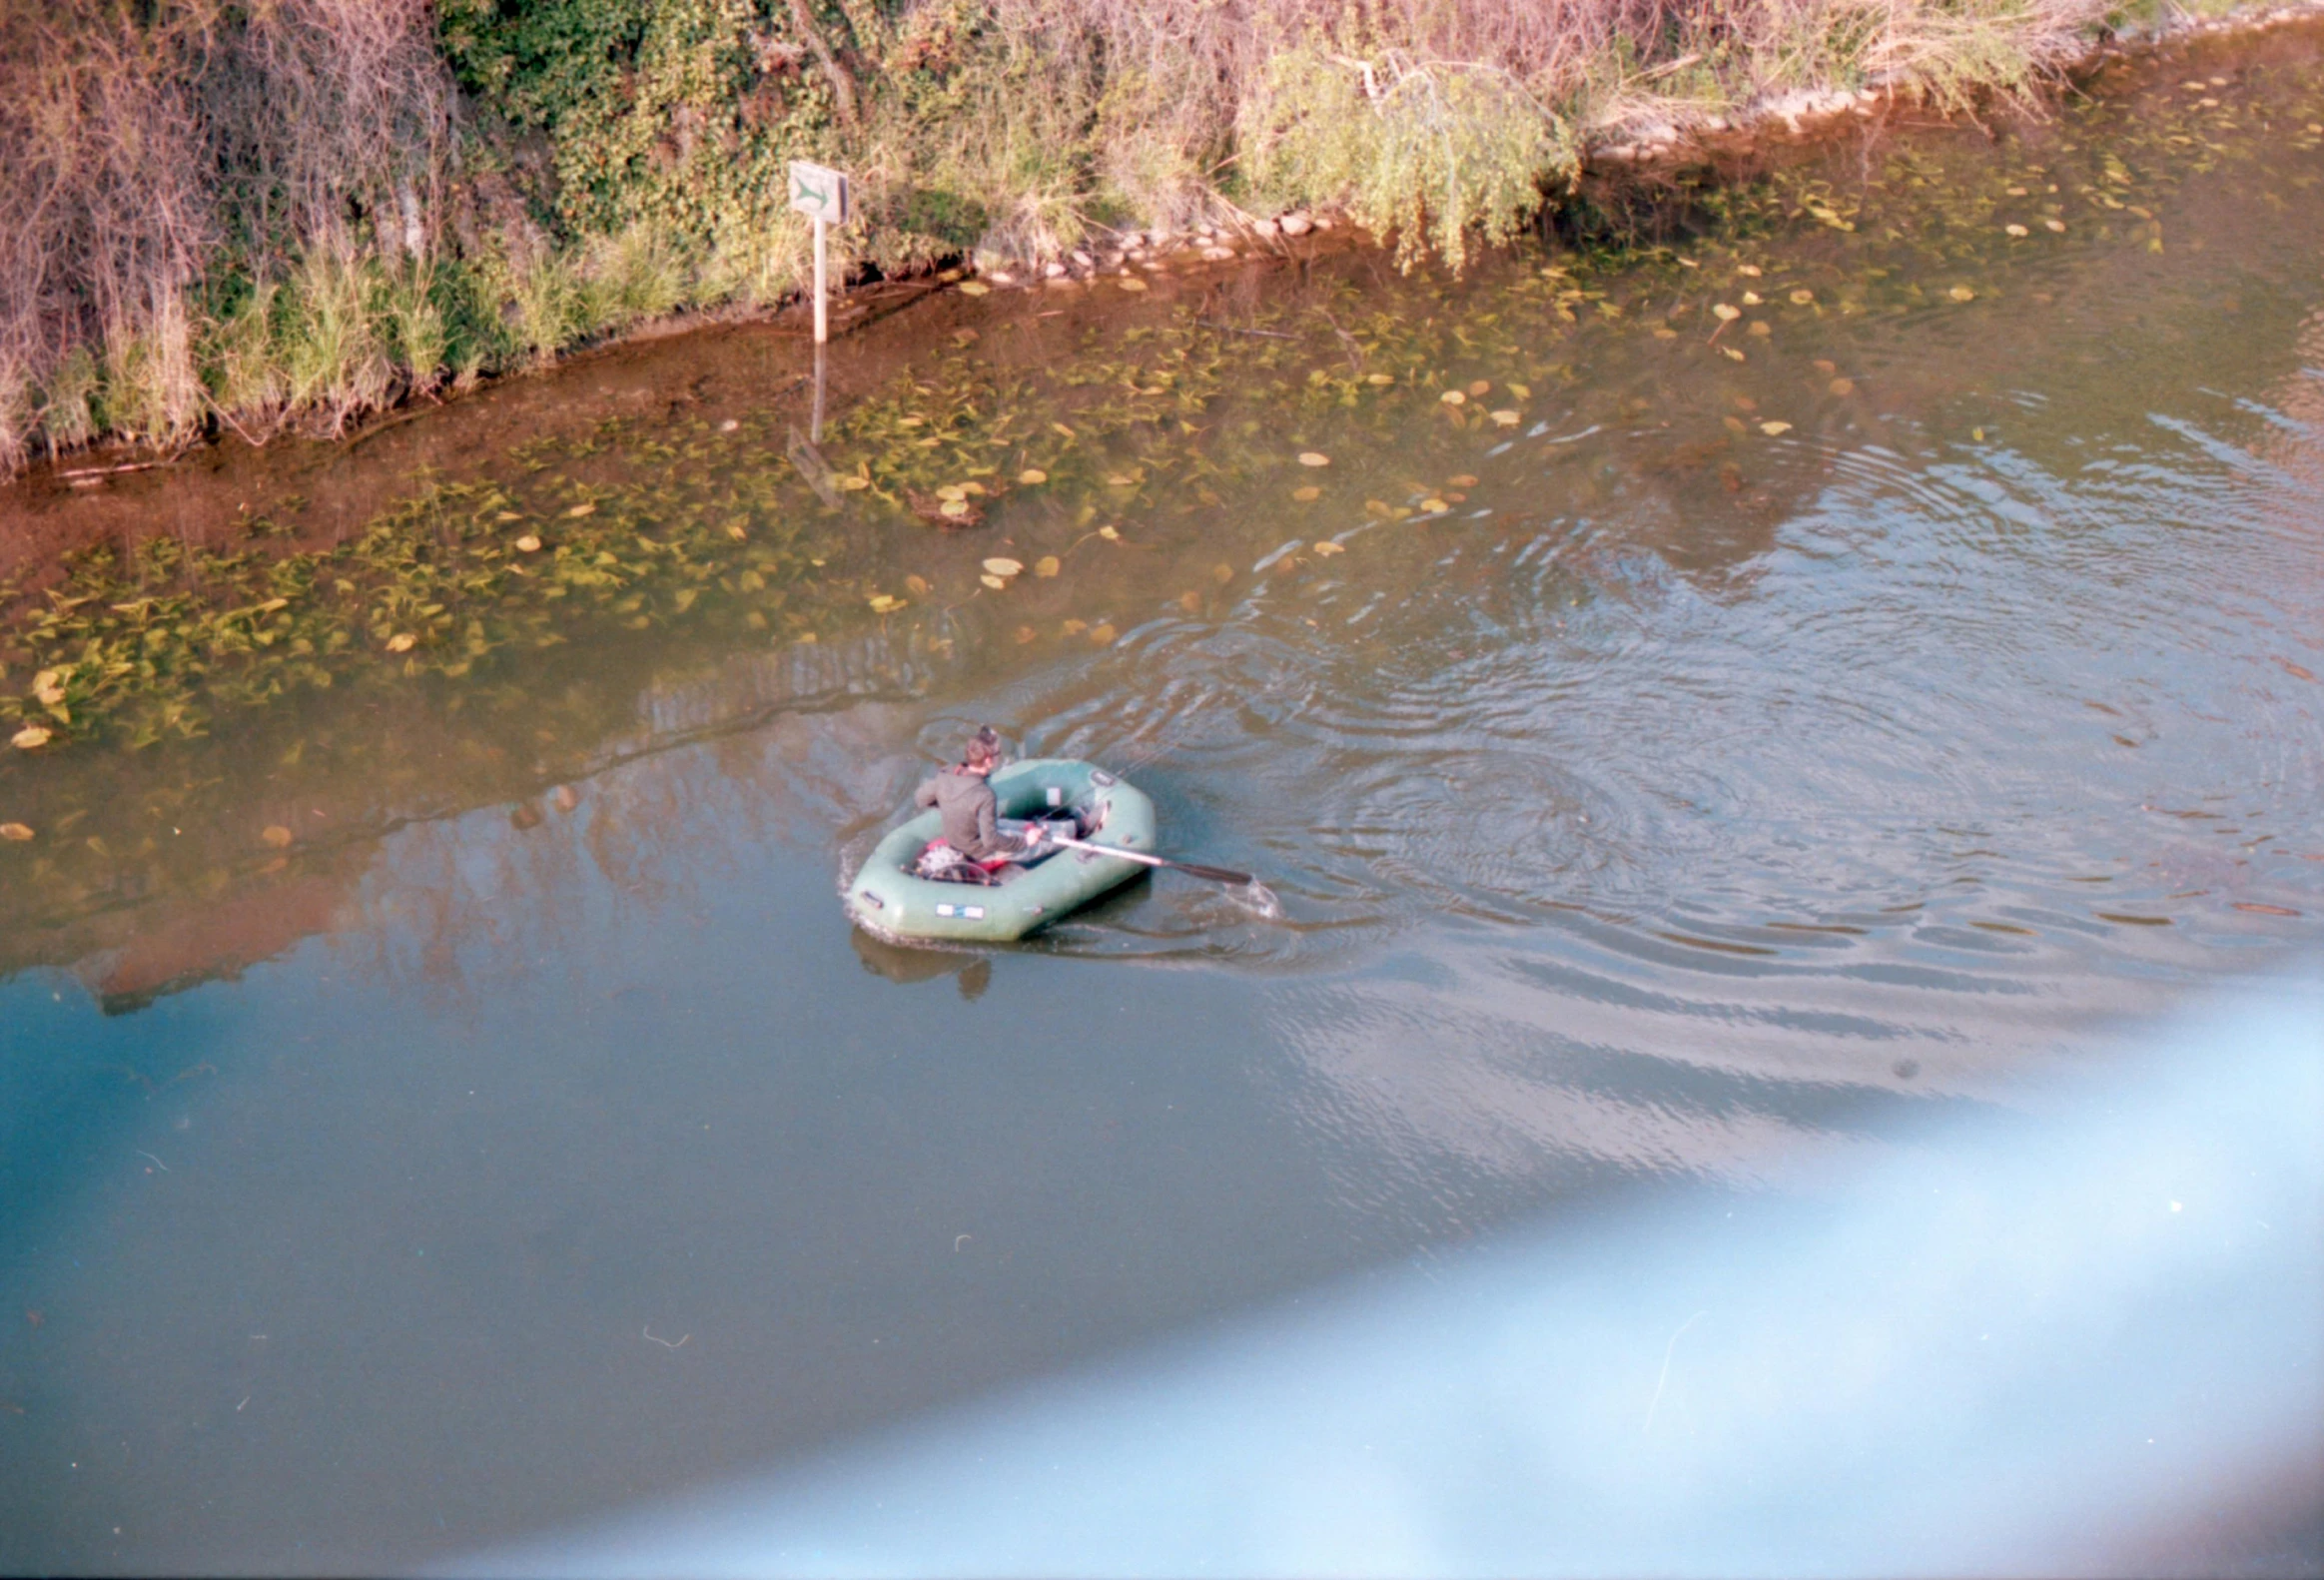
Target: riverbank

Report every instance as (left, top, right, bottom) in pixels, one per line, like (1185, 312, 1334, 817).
(6, 0, 2321, 485)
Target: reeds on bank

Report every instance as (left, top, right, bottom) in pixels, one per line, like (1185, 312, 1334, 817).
(0, 0, 2149, 477)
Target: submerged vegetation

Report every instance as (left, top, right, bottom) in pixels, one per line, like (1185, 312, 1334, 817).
(0, 0, 2248, 475)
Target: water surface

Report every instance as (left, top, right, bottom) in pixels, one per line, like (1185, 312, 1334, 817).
(4, 30, 2323, 1573)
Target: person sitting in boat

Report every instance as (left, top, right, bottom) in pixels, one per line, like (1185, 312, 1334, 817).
(912, 726, 1047, 880)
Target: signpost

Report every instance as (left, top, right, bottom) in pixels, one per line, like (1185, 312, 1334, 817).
(787, 159, 851, 347)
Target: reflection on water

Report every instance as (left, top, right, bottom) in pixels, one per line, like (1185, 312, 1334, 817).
(5, 28, 2324, 1574)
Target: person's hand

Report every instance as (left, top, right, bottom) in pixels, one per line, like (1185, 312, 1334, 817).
(1023, 822, 1048, 845)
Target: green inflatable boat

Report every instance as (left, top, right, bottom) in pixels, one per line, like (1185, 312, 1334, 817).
(846, 758, 1157, 943)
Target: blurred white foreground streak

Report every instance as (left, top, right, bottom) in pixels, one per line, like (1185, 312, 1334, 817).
(459, 969, 2323, 1578)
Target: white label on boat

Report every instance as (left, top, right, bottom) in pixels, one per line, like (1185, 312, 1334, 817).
(936, 903, 986, 920)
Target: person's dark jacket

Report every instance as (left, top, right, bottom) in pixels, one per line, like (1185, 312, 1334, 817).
(914, 765, 1023, 861)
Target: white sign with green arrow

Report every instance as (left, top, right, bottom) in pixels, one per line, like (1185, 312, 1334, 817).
(788, 160, 851, 345)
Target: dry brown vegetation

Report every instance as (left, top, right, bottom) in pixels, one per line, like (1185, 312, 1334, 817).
(0, 0, 2154, 477)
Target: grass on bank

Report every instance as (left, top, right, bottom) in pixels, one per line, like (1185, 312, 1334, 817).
(0, 0, 2184, 477)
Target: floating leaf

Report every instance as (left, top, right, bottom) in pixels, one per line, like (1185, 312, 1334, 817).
(1018, 468, 1049, 485)
(1292, 485, 1321, 501)
(1365, 373, 1394, 386)
(1298, 451, 1331, 467)
(1947, 286, 1976, 302)
(1439, 390, 1466, 405)
(2044, 219, 2066, 233)
(1420, 497, 1449, 513)
(1741, 291, 1763, 306)
(1760, 420, 1793, 435)
(0, 822, 32, 841)
(936, 484, 968, 502)
(958, 281, 992, 297)
(1737, 264, 1763, 278)
(980, 574, 1007, 589)
(1789, 290, 1814, 306)
(1178, 590, 1202, 612)
(1830, 378, 1856, 395)
(1712, 304, 1742, 321)
(10, 726, 50, 750)
(515, 534, 542, 552)
(983, 557, 1024, 577)
(1311, 540, 1344, 557)
(1098, 525, 1121, 540)
(1721, 347, 1746, 362)
(1035, 555, 1061, 577)
(1015, 625, 1038, 643)
(905, 574, 932, 596)
(868, 594, 904, 613)
(2233, 902, 2302, 917)
(1062, 618, 1089, 635)
(1448, 474, 1479, 488)
(941, 499, 972, 518)
(32, 670, 65, 706)
(1118, 278, 1149, 293)
(1466, 380, 1491, 396)
(2004, 224, 2029, 238)
(1088, 623, 1117, 645)
(1489, 409, 1519, 426)
(835, 475, 870, 491)
(564, 502, 597, 518)
(1211, 562, 1234, 584)
(386, 632, 417, 653)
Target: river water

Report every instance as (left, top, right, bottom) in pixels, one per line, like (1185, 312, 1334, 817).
(4, 30, 2323, 1574)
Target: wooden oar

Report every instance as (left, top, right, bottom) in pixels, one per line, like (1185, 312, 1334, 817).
(1043, 832, 1255, 887)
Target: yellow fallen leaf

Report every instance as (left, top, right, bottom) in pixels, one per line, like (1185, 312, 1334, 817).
(1830, 378, 1856, 395)
(2005, 223, 2029, 237)
(1062, 618, 1089, 635)
(726, 523, 748, 540)
(2044, 219, 2066, 233)
(387, 632, 417, 652)
(10, 726, 51, 750)
(905, 574, 932, 595)
(1212, 562, 1234, 584)
(495, 511, 524, 522)
(1365, 373, 1394, 386)
(1035, 555, 1061, 577)
(1748, 322, 1771, 337)
(1724, 415, 1748, 434)
(1105, 474, 1137, 488)
(1448, 474, 1479, 487)
(1489, 409, 1520, 426)
(980, 574, 1008, 589)
(1760, 420, 1793, 435)
(0, 822, 32, 841)
(1737, 264, 1763, 277)
(515, 534, 542, 552)
(1789, 290, 1814, 306)
(1298, 451, 1331, 467)
(868, 594, 904, 613)
(32, 671, 65, 706)
(1018, 468, 1048, 485)
(958, 281, 991, 297)
(1948, 286, 1976, 302)
(835, 475, 870, 490)
(564, 502, 596, 518)
(1508, 383, 1531, 399)
(1292, 485, 1321, 501)
(1178, 590, 1202, 612)
(262, 825, 294, 848)
(1420, 497, 1449, 512)
(960, 481, 988, 496)
(1653, 327, 1679, 340)
(1721, 347, 1746, 362)
(1439, 390, 1466, 405)
(1118, 278, 1149, 292)
(940, 499, 971, 518)
(1015, 625, 1039, 643)
(1098, 525, 1120, 540)
(983, 557, 1024, 577)
(1712, 303, 1741, 321)
(1741, 291, 1763, 306)
(1088, 623, 1117, 645)
(1311, 540, 1344, 556)
(1467, 380, 1491, 396)
(936, 483, 967, 501)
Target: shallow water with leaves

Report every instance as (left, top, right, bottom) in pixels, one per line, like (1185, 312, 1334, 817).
(5, 33, 2324, 1573)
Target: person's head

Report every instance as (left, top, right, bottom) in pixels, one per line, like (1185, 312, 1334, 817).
(961, 725, 1003, 774)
